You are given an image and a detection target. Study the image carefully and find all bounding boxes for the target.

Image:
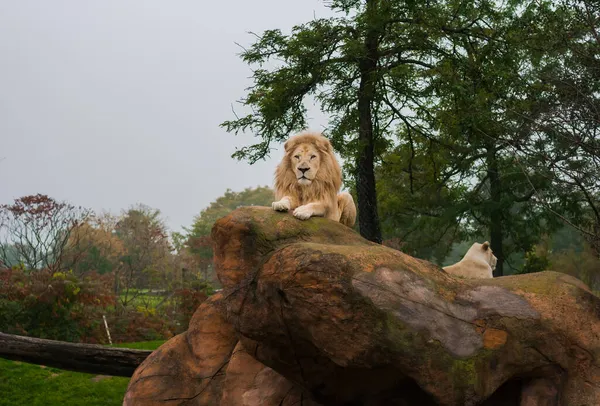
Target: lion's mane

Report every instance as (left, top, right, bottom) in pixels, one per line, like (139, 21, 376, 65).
(274, 131, 355, 227)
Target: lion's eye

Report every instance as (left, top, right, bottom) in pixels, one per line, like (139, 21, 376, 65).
(310, 155, 316, 160)
(294, 155, 300, 160)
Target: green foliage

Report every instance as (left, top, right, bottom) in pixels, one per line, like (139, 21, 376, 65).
(221, 1, 450, 162)
(377, 142, 467, 262)
(223, 0, 599, 260)
(525, 228, 600, 291)
(0, 244, 20, 268)
(370, 0, 599, 272)
(519, 0, 600, 255)
(518, 250, 551, 275)
(74, 245, 115, 275)
(185, 186, 274, 264)
(419, 1, 565, 273)
(188, 186, 274, 238)
(114, 205, 174, 306)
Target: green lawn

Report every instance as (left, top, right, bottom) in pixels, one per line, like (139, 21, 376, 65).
(118, 291, 165, 309)
(0, 340, 165, 406)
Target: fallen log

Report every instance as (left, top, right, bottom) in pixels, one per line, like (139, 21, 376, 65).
(0, 332, 151, 376)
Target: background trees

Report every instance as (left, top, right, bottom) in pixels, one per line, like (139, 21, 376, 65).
(0, 194, 92, 274)
(113, 205, 173, 308)
(382, 0, 565, 276)
(67, 213, 124, 277)
(221, 1, 456, 243)
(0, 197, 207, 343)
(177, 186, 274, 286)
(519, 0, 600, 256)
(224, 0, 599, 278)
(1, 0, 598, 347)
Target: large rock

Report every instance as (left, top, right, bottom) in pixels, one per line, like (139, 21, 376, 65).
(123, 293, 315, 406)
(125, 206, 600, 406)
(123, 295, 238, 405)
(220, 340, 320, 406)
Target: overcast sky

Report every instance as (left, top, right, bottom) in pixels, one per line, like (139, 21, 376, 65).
(0, 0, 334, 232)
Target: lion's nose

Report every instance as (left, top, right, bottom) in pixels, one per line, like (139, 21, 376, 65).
(299, 167, 309, 174)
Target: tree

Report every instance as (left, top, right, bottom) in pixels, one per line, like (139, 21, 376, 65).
(224, 0, 596, 272)
(66, 213, 125, 277)
(377, 141, 467, 263)
(0, 194, 92, 273)
(373, 1, 597, 275)
(0, 245, 21, 269)
(516, 0, 600, 256)
(188, 186, 274, 237)
(421, 1, 559, 276)
(516, 227, 600, 292)
(114, 205, 173, 307)
(221, 1, 462, 244)
(181, 186, 274, 285)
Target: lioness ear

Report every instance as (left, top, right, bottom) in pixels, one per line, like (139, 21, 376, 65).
(482, 241, 490, 251)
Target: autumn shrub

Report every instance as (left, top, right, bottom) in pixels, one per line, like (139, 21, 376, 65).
(100, 282, 209, 342)
(0, 267, 115, 342)
(169, 284, 210, 330)
(103, 307, 175, 343)
(0, 264, 215, 344)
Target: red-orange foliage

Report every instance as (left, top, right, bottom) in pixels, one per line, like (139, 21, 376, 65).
(0, 267, 114, 342)
(0, 194, 92, 273)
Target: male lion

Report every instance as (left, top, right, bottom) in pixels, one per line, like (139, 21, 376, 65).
(272, 131, 356, 227)
(443, 241, 497, 279)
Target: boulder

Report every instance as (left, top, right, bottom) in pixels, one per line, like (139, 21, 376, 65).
(125, 206, 600, 406)
(220, 340, 320, 406)
(123, 294, 314, 406)
(123, 295, 237, 405)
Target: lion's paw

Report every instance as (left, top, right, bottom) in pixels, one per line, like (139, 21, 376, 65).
(272, 199, 291, 212)
(293, 205, 313, 220)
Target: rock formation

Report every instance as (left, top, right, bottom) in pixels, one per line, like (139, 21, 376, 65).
(124, 206, 600, 406)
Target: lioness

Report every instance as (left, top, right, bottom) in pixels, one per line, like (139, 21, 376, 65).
(272, 131, 356, 227)
(443, 241, 497, 279)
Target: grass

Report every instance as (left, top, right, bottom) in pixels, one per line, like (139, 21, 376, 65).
(113, 340, 166, 350)
(0, 340, 165, 406)
(118, 290, 166, 309)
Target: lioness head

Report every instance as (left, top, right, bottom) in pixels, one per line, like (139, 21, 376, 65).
(479, 241, 498, 270)
(280, 132, 339, 187)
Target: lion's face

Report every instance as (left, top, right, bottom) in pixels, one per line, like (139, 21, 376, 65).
(489, 252, 498, 270)
(290, 143, 321, 186)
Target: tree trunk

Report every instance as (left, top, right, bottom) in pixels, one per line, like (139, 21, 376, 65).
(0, 332, 151, 377)
(356, 0, 382, 244)
(487, 147, 504, 276)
